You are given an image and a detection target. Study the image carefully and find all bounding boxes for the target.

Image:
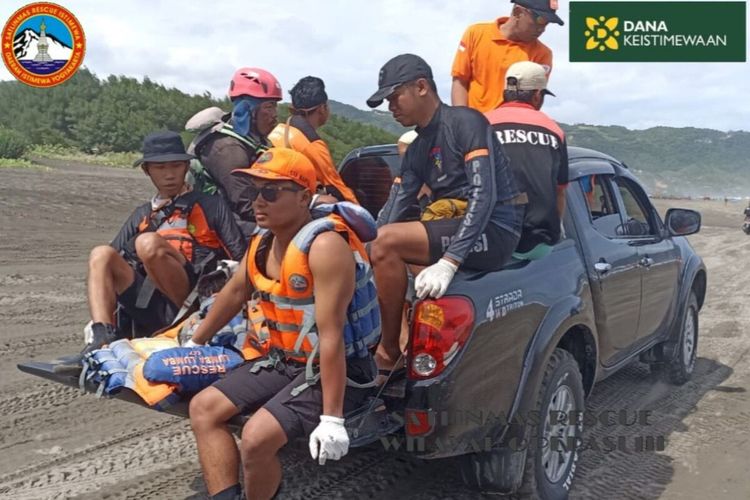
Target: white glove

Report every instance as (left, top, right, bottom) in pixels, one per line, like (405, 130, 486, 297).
(415, 258, 458, 299)
(309, 415, 349, 465)
(183, 338, 203, 348)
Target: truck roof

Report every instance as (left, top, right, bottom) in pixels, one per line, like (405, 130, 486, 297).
(567, 146, 631, 183)
(340, 144, 633, 184)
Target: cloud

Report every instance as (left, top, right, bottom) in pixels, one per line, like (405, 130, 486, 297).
(1, 0, 748, 131)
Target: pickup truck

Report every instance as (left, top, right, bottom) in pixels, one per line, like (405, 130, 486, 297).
(20, 144, 706, 499)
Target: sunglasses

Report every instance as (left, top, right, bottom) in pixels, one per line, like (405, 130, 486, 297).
(248, 184, 302, 203)
(522, 7, 549, 25)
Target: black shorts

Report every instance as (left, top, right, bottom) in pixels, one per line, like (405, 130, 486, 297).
(212, 355, 376, 441)
(422, 219, 519, 271)
(117, 263, 197, 335)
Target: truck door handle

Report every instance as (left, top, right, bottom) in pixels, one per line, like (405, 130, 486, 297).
(594, 261, 612, 273)
(639, 257, 654, 268)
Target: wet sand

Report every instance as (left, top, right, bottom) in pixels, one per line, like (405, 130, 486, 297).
(1, 161, 748, 499)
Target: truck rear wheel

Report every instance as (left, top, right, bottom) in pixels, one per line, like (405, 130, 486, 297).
(458, 348, 584, 498)
(517, 348, 584, 499)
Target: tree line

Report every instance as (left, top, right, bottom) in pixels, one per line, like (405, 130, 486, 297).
(0, 68, 396, 162)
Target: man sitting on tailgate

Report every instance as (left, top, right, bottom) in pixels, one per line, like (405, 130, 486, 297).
(367, 54, 525, 379)
(486, 61, 568, 258)
(58, 131, 246, 370)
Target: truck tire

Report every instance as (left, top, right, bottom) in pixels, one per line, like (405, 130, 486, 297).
(517, 348, 584, 499)
(458, 349, 584, 498)
(650, 291, 698, 385)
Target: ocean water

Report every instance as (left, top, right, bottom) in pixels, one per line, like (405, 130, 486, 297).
(19, 60, 67, 75)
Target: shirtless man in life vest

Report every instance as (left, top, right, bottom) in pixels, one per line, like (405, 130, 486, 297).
(187, 147, 380, 500)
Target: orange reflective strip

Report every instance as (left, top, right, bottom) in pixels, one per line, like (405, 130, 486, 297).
(485, 105, 566, 140)
(464, 149, 489, 162)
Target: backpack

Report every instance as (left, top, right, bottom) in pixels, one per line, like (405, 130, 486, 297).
(185, 107, 268, 197)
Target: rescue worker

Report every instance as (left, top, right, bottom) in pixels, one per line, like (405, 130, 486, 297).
(367, 54, 525, 380)
(486, 61, 568, 257)
(269, 76, 358, 203)
(58, 131, 247, 370)
(194, 68, 282, 236)
(187, 148, 380, 500)
(451, 0, 563, 112)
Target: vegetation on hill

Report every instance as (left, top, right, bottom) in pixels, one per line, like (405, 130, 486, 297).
(0, 68, 396, 165)
(336, 104, 750, 197)
(561, 124, 750, 197)
(1, 68, 747, 196)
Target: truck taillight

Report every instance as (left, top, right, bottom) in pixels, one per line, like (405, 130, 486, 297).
(408, 296, 474, 380)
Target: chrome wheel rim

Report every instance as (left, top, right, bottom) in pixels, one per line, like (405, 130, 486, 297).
(541, 385, 577, 483)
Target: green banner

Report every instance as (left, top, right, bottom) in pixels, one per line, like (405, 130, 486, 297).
(569, 2, 746, 62)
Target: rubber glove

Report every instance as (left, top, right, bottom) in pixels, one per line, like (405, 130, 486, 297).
(309, 415, 349, 465)
(183, 338, 203, 348)
(415, 258, 458, 299)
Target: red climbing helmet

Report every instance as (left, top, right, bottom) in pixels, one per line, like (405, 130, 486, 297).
(228, 67, 282, 100)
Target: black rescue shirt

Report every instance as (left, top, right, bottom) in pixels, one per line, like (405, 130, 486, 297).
(486, 102, 568, 252)
(378, 103, 522, 264)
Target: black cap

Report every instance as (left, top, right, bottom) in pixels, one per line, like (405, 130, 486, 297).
(133, 130, 195, 167)
(290, 76, 328, 110)
(366, 53, 433, 108)
(512, 0, 564, 25)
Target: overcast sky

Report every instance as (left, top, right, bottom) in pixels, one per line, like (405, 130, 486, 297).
(2, 0, 749, 131)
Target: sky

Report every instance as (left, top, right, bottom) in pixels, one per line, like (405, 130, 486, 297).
(2, 0, 749, 131)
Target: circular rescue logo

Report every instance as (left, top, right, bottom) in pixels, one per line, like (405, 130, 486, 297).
(288, 273, 309, 292)
(257, 151, 273, 164)
(1, 3, 85, 88)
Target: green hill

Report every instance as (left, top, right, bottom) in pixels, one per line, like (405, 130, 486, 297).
(327, 100, 407, 136)
(0, 68, 396, 165)
(560, 124, 750, 197)
(2, 68, 747, 197)
(335, 104, 750, 198)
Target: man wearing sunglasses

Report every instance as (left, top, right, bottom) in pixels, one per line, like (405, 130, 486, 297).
(269, 76, 359, 204)
(187, 147, 380, 500)
(451, 0, 564, 113)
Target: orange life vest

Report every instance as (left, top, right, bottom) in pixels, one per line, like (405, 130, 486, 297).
(246, 213, 381, 365)
(269, 117, 359, 204)
(135, 192, 224, 264)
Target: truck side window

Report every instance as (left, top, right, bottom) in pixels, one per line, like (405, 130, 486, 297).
(579, 174, 622, 238)
(613, 177, 657, 237)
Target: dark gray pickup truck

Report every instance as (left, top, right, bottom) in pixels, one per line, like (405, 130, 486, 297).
(21, 145, 705, 499)
(338, 144, 706, 498)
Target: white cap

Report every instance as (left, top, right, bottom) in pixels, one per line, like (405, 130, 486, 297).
(505, 61, 555, 96)
(398, 130, 418, 145)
